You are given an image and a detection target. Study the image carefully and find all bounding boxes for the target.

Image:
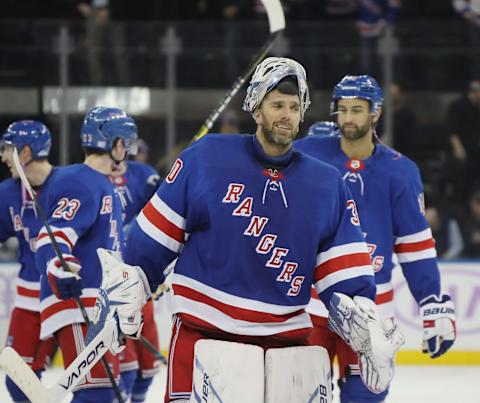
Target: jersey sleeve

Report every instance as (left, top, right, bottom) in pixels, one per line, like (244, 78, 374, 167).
(314, 176, 376, 307)
(35, 176, 101, 270)
(0, 183, 15, 243)
(392, 165, 441, 303)
(125, 146, 203, 292)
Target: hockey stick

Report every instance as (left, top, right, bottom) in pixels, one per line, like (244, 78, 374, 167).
(10, 148, 125, 403)
(0, 318, 117, 403)
(191, 0, 285, 142)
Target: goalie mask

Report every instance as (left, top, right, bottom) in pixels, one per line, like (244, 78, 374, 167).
(331, 75, 384, 115)
(1, 120, 51, 159)
(243, 57, 311, 121)
(81, 106, 138, 155)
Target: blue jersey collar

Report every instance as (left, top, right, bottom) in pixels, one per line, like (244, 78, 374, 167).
(252, 135, 294, 168)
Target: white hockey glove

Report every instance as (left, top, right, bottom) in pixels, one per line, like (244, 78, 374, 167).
(87, 248, 150, 354)
(419, 294, 456, 358)
(328, 293, 404, 394)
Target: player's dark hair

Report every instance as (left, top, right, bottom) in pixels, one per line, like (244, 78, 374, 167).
(274, 76, 299, 96)
(83, 147, 108, 157)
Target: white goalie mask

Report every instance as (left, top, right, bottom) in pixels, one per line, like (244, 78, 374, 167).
(242, 57, 311, 121)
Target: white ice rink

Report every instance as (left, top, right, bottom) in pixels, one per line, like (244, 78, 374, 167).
(0, 364, 478, 403)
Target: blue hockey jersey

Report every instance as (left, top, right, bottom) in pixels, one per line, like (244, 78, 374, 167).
(0, 168, 61, 312)
(295, 136, 440, 318)
(125, 134, 375, 340)
(110, 160, 160, 227)
(35, 163, 123, 339)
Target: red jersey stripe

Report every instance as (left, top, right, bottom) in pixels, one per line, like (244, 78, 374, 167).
(314, 252, 371, 282)
(394, 238, 435, 253)
(37, 231, 74, 251)
(41, 297, 97, 322)
(173, 284, 304, 324)
(17, 286, 40, 298)
(375, 290, 394, 305)
(142, 201, 185, 244)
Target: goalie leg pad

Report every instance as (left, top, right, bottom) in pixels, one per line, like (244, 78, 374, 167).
(265, 346, 332, 403)
(190, 340, 264, 403)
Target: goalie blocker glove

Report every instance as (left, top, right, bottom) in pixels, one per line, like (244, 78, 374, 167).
(46, 254, 83, 300)
(327, 292, 404, 394)
(419, 294, 456, 358)
(87, 248, 150, 354)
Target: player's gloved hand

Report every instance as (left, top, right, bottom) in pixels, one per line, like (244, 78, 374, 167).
(419, 294, 456, 358)
(46, 254, 83, 300)
(96, 248, 149, 340)
(328, 293, 404, 394)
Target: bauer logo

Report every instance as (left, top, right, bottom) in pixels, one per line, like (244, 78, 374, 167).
(394, 265, 480, 337)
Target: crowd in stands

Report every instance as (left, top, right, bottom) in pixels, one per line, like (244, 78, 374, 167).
(0, 0, 479, 258)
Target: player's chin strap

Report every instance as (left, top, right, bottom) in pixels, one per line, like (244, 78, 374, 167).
(110, 150, 128, 166)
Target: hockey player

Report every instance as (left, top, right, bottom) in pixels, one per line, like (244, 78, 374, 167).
(0, 120, 59, 402)
(110, 155, 161, 402)
(35, 107, 137, 403)
(307, 120, 339, 137)
(295, 75, 456, 402)
(84, 57, 405, 402)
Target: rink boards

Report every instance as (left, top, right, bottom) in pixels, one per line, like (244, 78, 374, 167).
(0, 261, 478, 365)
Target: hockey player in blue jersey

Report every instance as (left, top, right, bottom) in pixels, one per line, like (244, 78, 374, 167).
(89, 57, 405, 402)
(0, 120, 60, 402)
(307, 120, 339, 137)
(110, 153, 161, 402)
(35, 107, 137, 403)
(296, 75, 456, 402)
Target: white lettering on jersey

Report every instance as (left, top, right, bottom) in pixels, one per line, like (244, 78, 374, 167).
(255, 234, 277, 254)
(232, 197, 253, 217)
(100, 196, 113, 215)
(222, 183, 245, 203)
(276, 262, 298, 282)
(53, 198, 81, 221)
(418, 192, 426, 215)
(347, 199, 360, 226)
(243, 216, 269, 237)
(266, 247, 289, 268)
(224, 186, 305, 297)
(166, 158, 183, 183)
(287, 276, 305, 296)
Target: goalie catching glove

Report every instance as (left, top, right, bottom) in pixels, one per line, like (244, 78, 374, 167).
(86, 248, 150, 354)
(327, 292, 405, 394)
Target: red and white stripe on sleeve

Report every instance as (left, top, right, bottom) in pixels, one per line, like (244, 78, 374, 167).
(394, 228, 436, 263)
(313, 242, 373, 294)
(136, 193, 186, 253)
(36, 226, 78, 252)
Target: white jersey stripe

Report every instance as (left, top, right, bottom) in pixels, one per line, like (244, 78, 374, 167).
(150, 193, 186, 230)
(313, 265, 374, 294)
(395, 228, 432, 244)
(173, 273, 305, 315)
(316, 242, 369, 266)
(173, 295, 312, 336)
(396, 248, 437, 263)
(137, 212, 183, 253)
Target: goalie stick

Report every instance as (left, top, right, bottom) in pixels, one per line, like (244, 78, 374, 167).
(192, 0, 285, 142)
(0, 316, 117, 403)
(7, 147, 125, 403)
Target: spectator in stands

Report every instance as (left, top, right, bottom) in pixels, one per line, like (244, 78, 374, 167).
(356, 0, 401, 75)
(425, 204, 464, 259)
(446, 79, 480, 194)
(76, 0, 129, 85)
(460, 188, 480, 257)
(452, 0, 480, 77)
